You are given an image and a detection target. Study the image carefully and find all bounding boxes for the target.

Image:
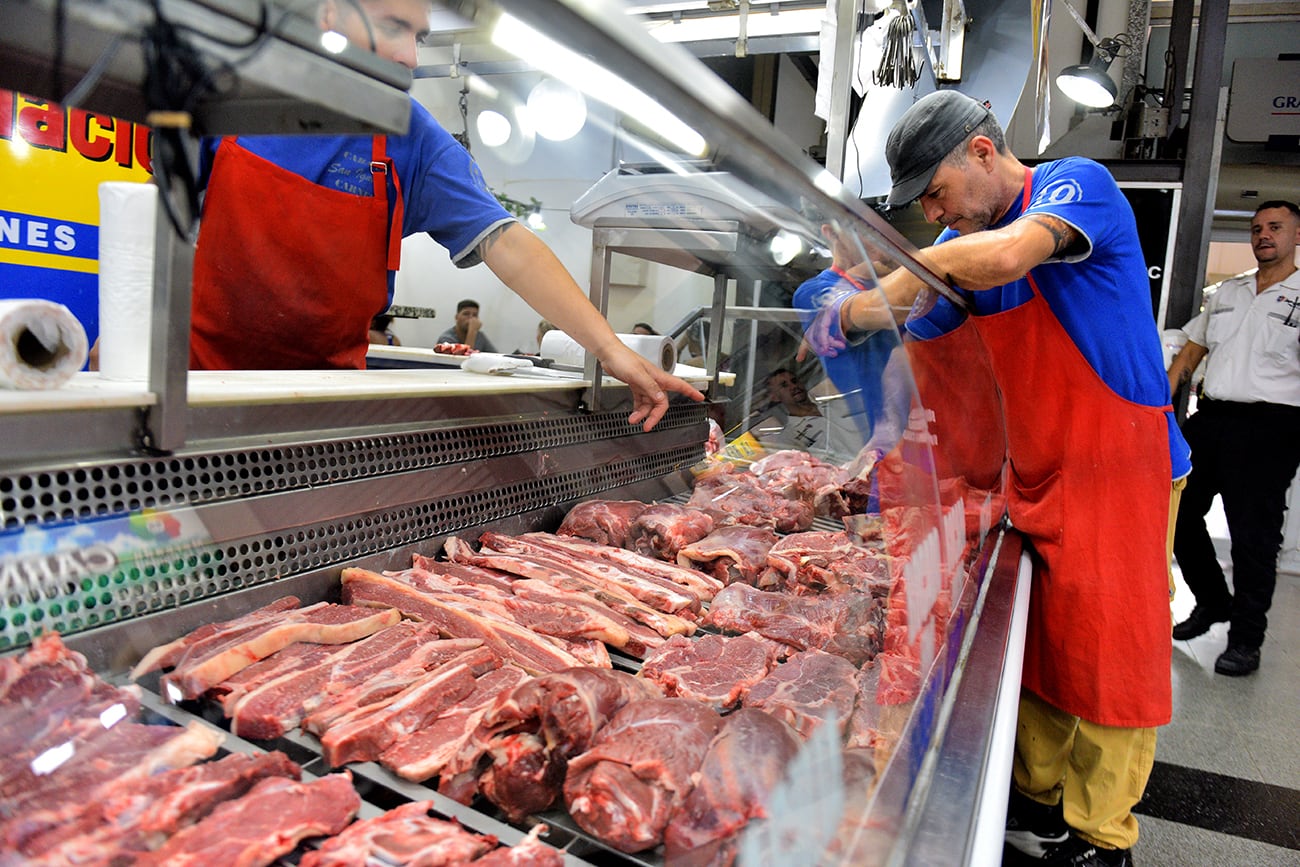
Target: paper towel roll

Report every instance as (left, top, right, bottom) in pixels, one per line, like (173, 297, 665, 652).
(98, 181, 158, 381)
(540, 331, 677, 373)
(0, 299, 89, 389)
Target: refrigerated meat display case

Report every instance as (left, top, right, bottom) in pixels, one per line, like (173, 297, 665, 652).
(0, 0, 1027, 864)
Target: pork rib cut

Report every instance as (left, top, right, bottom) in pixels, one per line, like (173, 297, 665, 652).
(158, 603, 401, 701)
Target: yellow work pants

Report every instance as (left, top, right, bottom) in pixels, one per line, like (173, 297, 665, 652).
(1013, 689, 1157, 850)
(1010, 479, 1181, 850)
(1168, 476, 1187, 600)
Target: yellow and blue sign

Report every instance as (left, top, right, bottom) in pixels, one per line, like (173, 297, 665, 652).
(0, 89, 153, 351)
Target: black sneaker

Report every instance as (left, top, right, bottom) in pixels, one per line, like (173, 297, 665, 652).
(1214, 645, 1260, 676)
(1171, 604, 1229, 640)
(1170, 608, 1227, 642)
(1005, 788, 1069, 859)
(1036, 834, 1134, 866)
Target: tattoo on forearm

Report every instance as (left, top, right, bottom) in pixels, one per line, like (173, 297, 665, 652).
(1026, 214, 1079, 257)
(476, 224, 512, 260)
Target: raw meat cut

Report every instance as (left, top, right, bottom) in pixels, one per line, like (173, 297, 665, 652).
(557, 499, 649, 548)
(0, 633, 142, 767)
(662, 708, 803, 866)
(298, 800, 496, 866)
(130, 597, 302, 679)
(742, 649, 861, 739)
(412, 554, 517, 593)
(229, 622, 461, 739)
(471, 824, 565, 866)
(318, 644, 500, 767)
(875, 647, 921, 706)
(676, 525, 780, 587)
(637, 632, 778, 710)
(506, 579, 665, 658)
(687, 473, 814, 533)
(762, 530, 892, 597)
(390, 563, 647, 655)
(380, 665, 531, 782)
(134, 772, 360, 867)
(298, 636, 485, 737)
(157, 603, 401, 701)
(0, 720, 223, 817)
(12, 751, 301, 862)
(704, 583, 884, 665)
(478, 532, 702, 617)
(749, 449, 852, 517)
(445, 537, 695, 638)
(626, 503, 715, 561)
(214, 640, 345, 714)
(341, 568, 588, 674)
(517, 532, 724, 600)
(563, 697, 723, 853)
(471, 667, 662, 821)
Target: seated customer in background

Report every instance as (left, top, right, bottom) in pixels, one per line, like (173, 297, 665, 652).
(437, 299, 496, 352)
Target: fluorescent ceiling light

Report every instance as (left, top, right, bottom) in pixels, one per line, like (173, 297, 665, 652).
(491, 13, 707, 157)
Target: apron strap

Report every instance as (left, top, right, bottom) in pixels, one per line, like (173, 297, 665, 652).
(831, 265, 873, 293)
(370, 136, 404, 271)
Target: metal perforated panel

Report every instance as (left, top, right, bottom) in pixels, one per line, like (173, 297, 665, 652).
(0, 404, 701, 531)
(0, 406, 706, 650)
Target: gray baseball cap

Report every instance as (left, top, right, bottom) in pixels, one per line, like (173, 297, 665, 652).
(885, 90, 992, 207)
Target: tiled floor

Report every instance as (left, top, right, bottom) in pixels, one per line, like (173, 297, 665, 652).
(1133, 498, 1300, 866)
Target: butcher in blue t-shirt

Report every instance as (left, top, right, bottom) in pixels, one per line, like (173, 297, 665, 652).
(187, 0, 700, 431)
(801, 90, 1189, 866)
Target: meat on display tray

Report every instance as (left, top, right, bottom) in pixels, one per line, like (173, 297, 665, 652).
(1, 449, 995, 866)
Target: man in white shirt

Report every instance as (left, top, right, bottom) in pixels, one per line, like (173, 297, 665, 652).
(1166, 200, 1300, 676)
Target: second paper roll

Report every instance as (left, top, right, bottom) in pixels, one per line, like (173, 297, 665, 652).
(540, 331, 676, 372)
(98, 181, 157, 381)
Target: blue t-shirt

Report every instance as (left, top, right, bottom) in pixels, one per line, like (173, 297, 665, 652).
(906, 157, 1191, 478)
(200, 98, 514, 297)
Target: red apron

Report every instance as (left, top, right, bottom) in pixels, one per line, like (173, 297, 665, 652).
(911, 172, 1173, 727)
(190, 137, 403, 370)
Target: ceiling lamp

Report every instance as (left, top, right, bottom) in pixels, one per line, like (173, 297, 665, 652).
(1054, 1, 1130, 110)
(1056, 41, 1121, 108)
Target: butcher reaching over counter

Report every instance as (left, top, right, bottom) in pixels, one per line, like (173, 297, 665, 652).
(188, 0, 701, 431)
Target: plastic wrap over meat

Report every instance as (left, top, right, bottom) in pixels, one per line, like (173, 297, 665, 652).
(662, 708, 803, 866)
(563, 697, 723, 853)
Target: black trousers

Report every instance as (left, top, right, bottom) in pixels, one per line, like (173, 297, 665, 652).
(1172, 398, 1300, 649)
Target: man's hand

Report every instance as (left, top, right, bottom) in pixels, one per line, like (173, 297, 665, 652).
(463, 314, 481, 347)
(597, 344, 704, 431)
(799, 284, 857, 358)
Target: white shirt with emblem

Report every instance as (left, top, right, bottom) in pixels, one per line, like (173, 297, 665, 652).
(1181, 269, 1300, 406)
